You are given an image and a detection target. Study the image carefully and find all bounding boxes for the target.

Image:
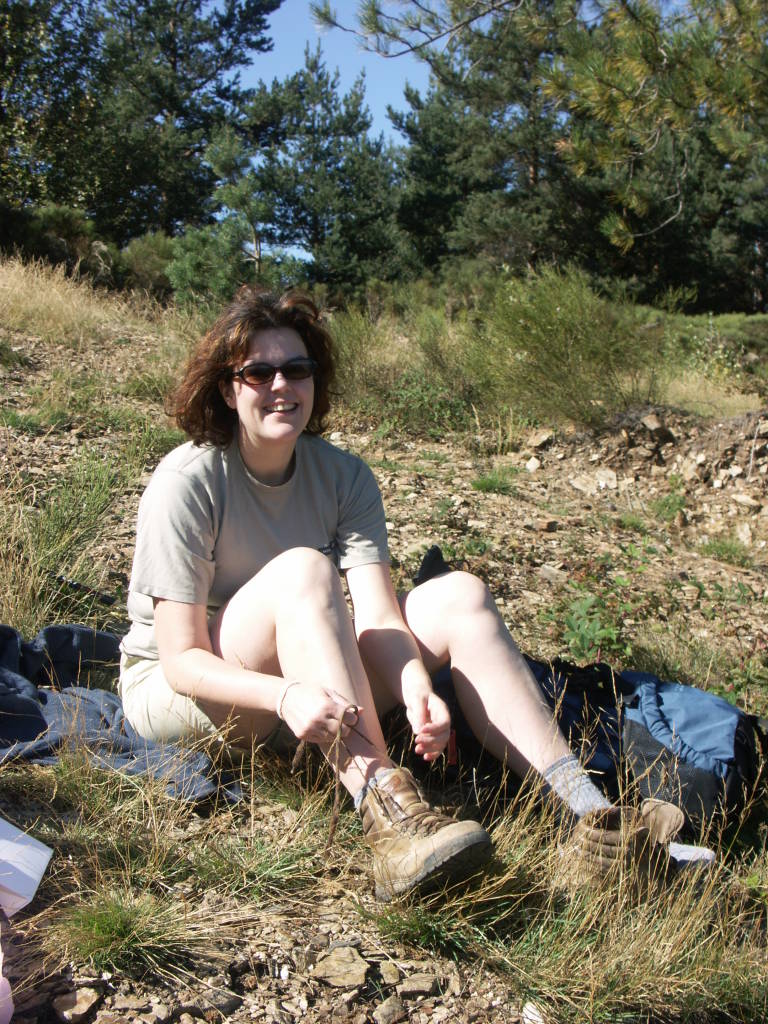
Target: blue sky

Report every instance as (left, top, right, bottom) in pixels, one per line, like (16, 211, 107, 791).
(241, 0, 432, 140)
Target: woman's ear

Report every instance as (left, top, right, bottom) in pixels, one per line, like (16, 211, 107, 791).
(219, 378, 236, 410)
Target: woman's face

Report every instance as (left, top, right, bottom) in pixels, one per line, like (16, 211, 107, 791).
(221, 327, 315, 460)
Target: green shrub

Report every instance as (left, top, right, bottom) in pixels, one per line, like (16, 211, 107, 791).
(378, 369, 470, 436)
(478, 265, 661, 428)
(472, 466, 519, 495)
(119, 231, 174, 298)
(700, 535, 753, 568)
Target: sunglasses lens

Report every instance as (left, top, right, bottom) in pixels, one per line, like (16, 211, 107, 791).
(237, 358, 316, 385)
(240, 364, 273, 385)
(282, 360, 315, 380)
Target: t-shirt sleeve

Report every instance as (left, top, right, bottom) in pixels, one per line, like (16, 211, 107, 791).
(336, 459, 390, 570)
(129, 467, 216, 605)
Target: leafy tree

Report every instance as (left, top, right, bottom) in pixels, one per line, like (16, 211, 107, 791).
(378, 2, 591, 274)
(2, 0, 283, 247)
(389, 85, 477, 271)
(1, 1, 99, 206)
(245, 46, 406, 294)
(318, 0, 768, 309)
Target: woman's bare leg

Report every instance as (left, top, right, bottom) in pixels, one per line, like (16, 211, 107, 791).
(400, 571, 572, 777)
(204, 547, 393, 795)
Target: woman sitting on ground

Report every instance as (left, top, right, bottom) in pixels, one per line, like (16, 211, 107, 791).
(119, 287, 625, 901)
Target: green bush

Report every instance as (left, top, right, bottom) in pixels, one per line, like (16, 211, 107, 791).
(119, 231, 175, 298)
(478, 265, 661, 428)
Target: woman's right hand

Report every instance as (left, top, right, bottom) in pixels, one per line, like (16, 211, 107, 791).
(278, 680, 357, 744)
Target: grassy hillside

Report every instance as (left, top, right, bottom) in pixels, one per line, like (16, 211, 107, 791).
(1, 257, 767, 1023)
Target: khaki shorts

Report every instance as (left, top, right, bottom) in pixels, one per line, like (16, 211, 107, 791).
(118, 654, 297, 756)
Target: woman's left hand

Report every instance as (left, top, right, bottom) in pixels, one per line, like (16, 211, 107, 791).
(405, 688, 451, 761)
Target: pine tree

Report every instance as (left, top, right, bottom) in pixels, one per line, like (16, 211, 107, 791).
(246, 46, 405, 293)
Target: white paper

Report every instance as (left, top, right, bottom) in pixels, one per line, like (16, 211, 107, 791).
(0, 816, 53, 917)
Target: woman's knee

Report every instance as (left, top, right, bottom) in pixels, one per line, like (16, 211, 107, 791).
(269, 547, 342, 608)
(425, 570, 495, 621)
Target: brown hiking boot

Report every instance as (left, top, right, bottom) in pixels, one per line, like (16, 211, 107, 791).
(359, 767, 492, 901)
(556, 805, 672, 888)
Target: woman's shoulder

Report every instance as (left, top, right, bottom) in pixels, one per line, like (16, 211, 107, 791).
(300, 434, 375, 482)
(153, 440, 227, 479)
(142, 442, 231, 509)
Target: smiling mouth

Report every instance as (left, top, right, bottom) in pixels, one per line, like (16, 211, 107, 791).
(264, 402, 298, 413)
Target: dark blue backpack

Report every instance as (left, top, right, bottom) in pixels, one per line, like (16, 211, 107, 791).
(530, 657, 764, 829)
(415, 546, 765, 829)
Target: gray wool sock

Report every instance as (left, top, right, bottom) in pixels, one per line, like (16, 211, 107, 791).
(543, 755, 612, 818)
(353, 767, 399, 811)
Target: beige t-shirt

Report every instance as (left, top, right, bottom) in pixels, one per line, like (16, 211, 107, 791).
(121, 433, 389, 660)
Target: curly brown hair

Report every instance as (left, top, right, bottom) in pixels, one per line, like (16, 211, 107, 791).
(171, 287, 335, 447)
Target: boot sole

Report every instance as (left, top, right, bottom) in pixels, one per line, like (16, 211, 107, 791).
(374, 828, 492, 902)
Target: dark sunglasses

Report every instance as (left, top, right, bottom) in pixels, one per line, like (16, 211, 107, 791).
(231, 357, 318, 387)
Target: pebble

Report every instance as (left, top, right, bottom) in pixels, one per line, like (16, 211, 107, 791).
(396, 972, 439, 998)
(313, 945, 369, 988)
(53, 988, 103, 1024)
(373, 994, 407, 1024)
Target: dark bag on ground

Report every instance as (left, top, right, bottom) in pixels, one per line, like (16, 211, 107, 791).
(412, 546, 766, 831)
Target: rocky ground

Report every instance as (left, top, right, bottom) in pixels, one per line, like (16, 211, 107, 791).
(2, 328, 768, 1023)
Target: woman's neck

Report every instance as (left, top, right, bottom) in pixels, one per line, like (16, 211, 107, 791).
(237, 434, 298, 485)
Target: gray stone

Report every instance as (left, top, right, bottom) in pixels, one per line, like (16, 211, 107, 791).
(396, 972, 439, 998)
(538, 564, 568, 585)
(379, 961, 400, 986)
(595, 467, 618, 490)
(373, 994, 407, 1024)
(110, 994, 152, 1013)
(313, 944, 369, 988)
(530, 429, 555, 449)
(569, 473, 598, 496)
(53, 987, 103, 1023)
(525, 456, 541, 473)
(735, 522, 753, 545)
(733, 493, 761, 509)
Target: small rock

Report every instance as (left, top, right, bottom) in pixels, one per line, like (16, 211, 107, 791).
(732, 493, 761, 509)
(735, 522, 753, 545)
(729, 465, 744, 478)
(53, 988, 103, 1024)
(329, 431, 343, 442)
(373, 994, 407, 1024)
(530, 429, 555, 449)
(525, 456, 541, 473)
(538, 564, 568, 585)
(110, 994, 152, 1013)
(313, 945, 369, 988)
(569, 473, 598, 496)
(396, 972, 439, 999)
(595, 467, 618, 490)
(264, 999, 291, 1024)
(379, 961, 400, 986)
(201, 988, 243, 1017)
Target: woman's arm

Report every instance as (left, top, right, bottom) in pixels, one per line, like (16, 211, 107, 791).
(345, 562, 450, 761)
(154, 595, 357, 744)
(154, 598, 285, 712)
